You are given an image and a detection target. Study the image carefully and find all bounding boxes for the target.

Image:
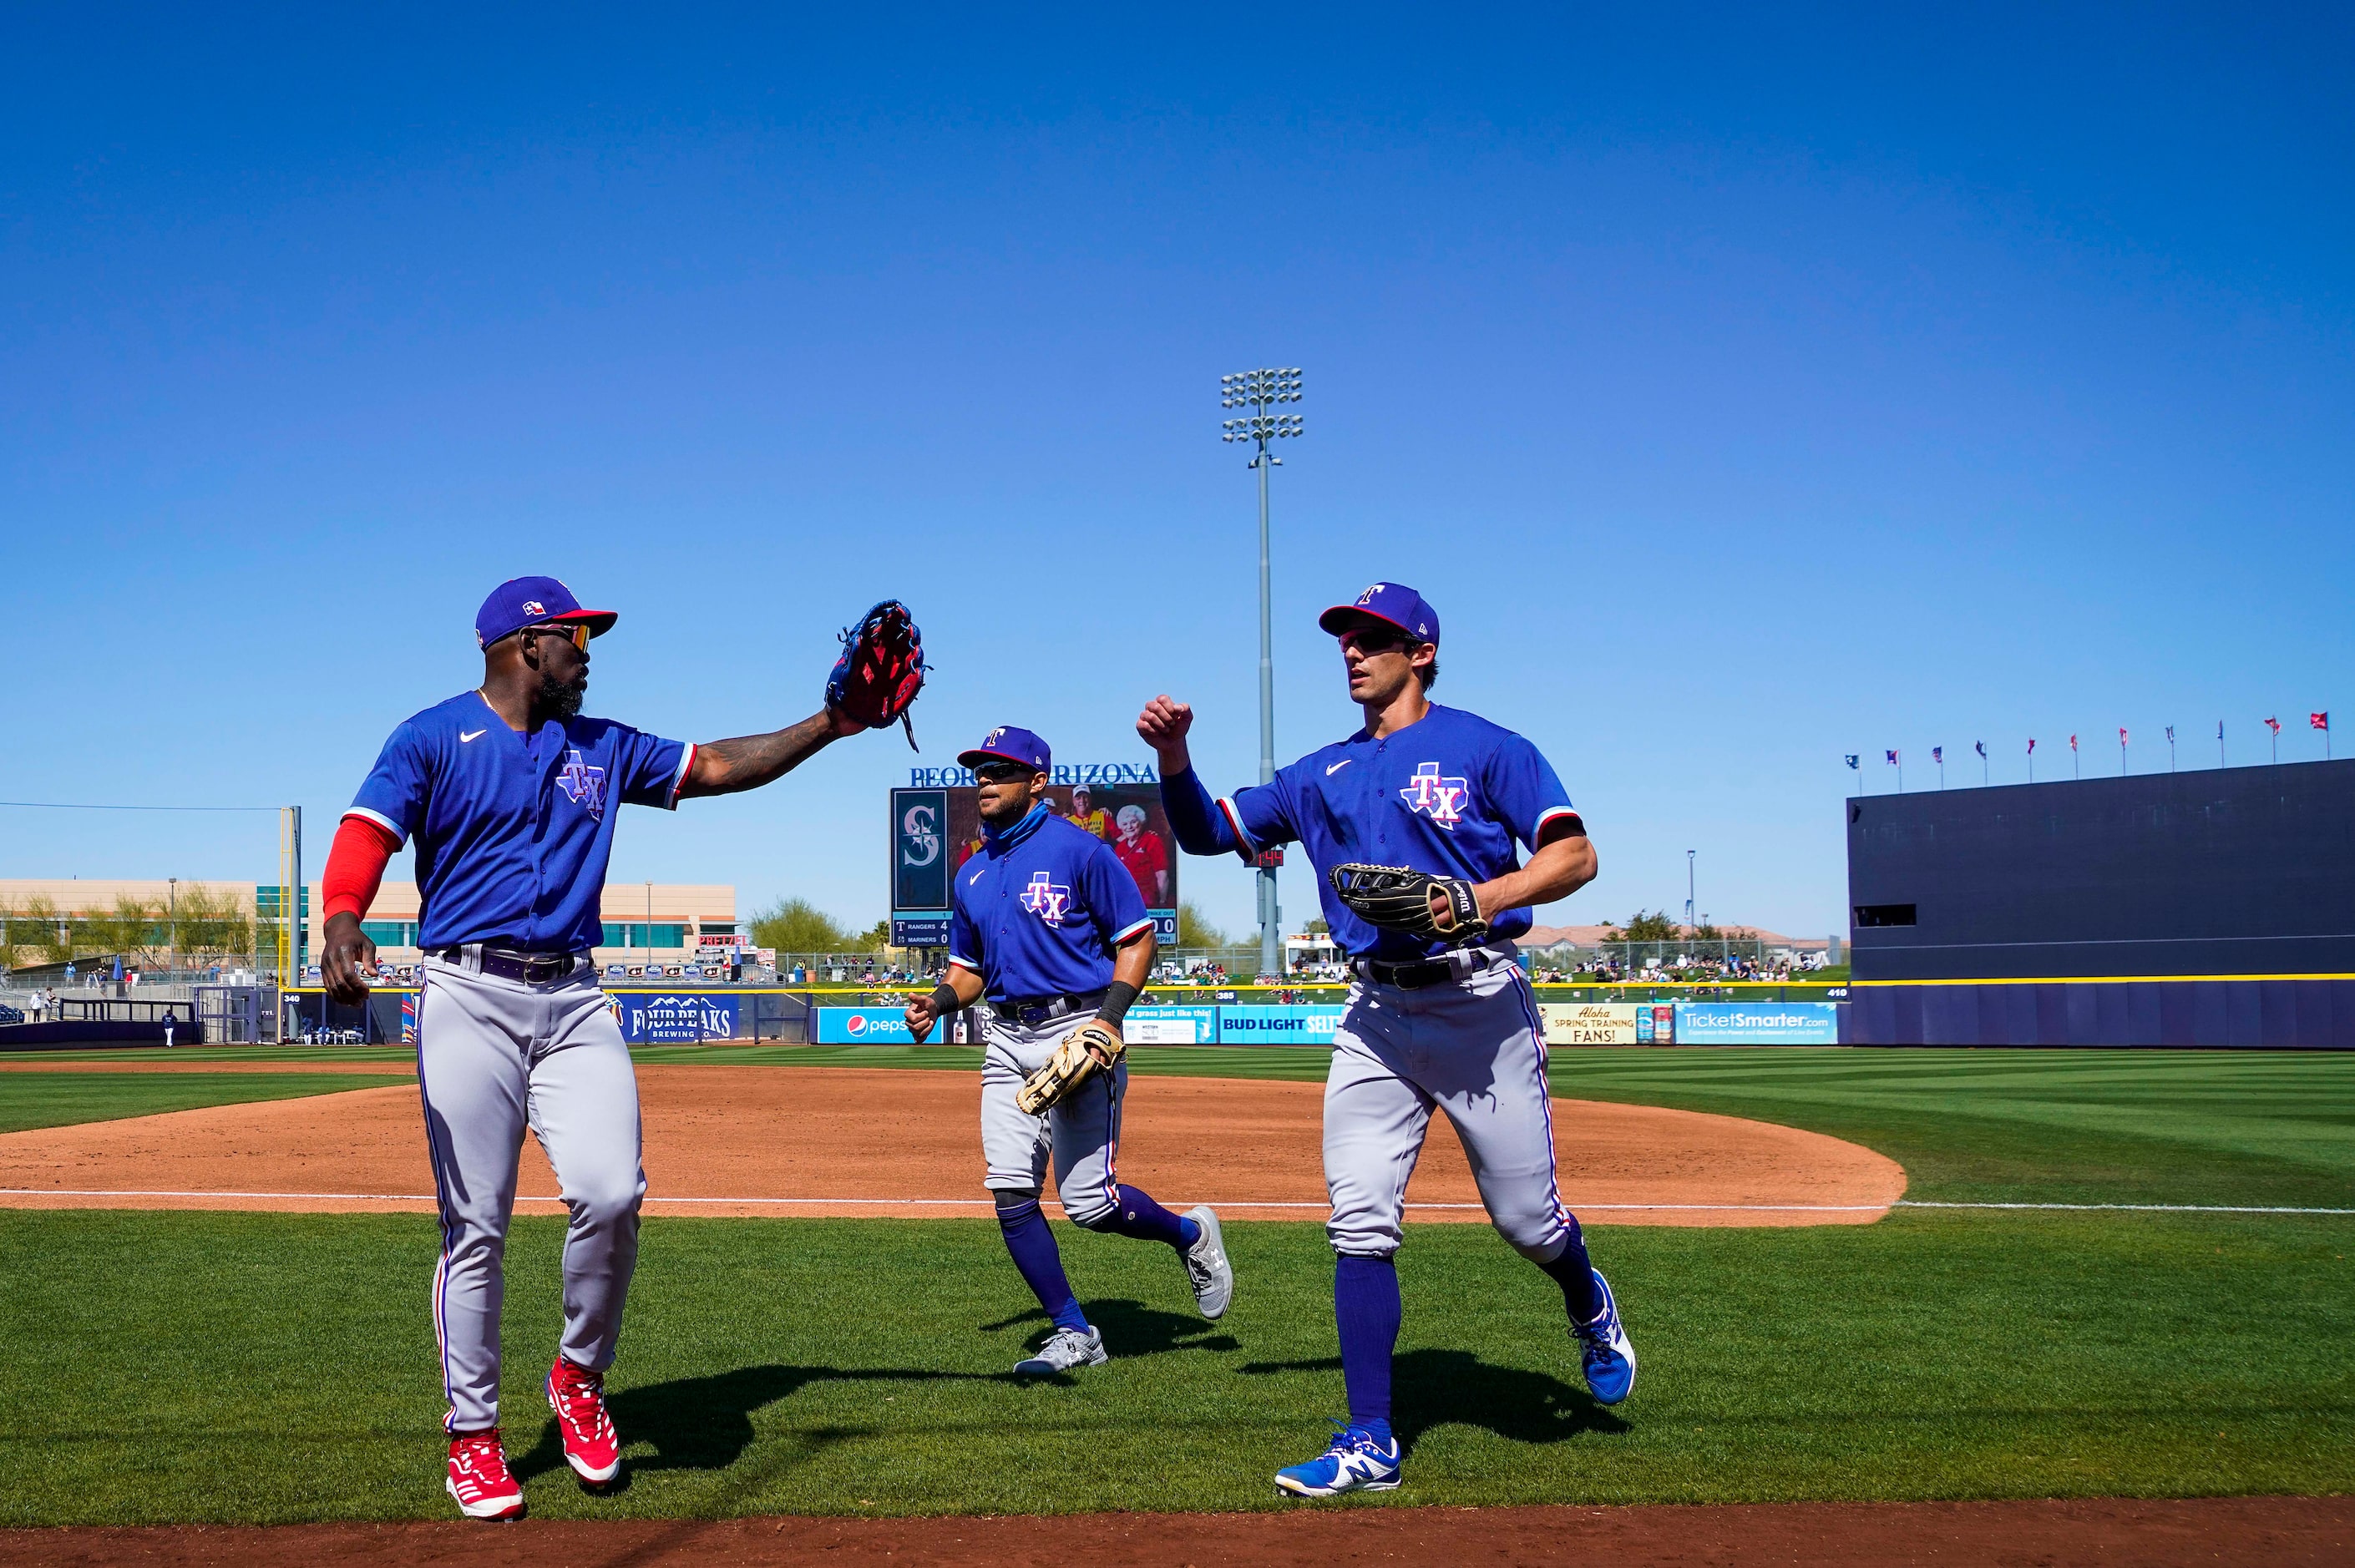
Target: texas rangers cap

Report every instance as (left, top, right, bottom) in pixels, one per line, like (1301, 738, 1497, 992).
(1318, 581, 1440, 645)
(474, 576, 620, 649)
(958, 726, 1051, 774)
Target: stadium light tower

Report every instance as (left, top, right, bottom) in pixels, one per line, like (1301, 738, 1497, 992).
(1222, 367, 1304, 980)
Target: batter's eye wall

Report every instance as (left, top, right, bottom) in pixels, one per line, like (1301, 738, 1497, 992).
(1845, 760, 2355, 1048)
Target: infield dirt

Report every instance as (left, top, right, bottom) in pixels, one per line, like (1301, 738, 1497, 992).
(0, 1065, 1902, 1223)
(1, 1496, 2344, 1567)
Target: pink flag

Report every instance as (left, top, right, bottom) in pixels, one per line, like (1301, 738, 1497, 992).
(2266, 716, 2282, 735)
(2027, 738, 2037, 754)
(2312, 712, 2330, 731)
(2119, 727, 2128, 745)
(2069, 734, 2079, 751)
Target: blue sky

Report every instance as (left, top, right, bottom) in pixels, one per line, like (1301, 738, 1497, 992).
(4, 4, 2349, 939)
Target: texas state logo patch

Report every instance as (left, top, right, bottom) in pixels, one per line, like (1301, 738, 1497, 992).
(557, 749, 609, 820)
(1020, 870, 1072, 926)
(1398, 761, 1468, 829)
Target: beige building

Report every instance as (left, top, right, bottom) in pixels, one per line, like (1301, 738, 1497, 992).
(0, 878, 736, 970)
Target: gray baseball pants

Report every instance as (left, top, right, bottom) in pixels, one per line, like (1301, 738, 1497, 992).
(417, 956, 646, 1434)
(1322, 955, 1574, 1262)
(979, 1012, 1127, 1225)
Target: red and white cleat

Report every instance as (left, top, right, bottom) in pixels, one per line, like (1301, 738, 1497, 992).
(445, 1429, 525, 1520)
(547, 1355, 623, 1485)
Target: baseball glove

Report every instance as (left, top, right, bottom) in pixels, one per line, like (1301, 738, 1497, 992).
(825, 599, 929, 751)
(1329, 862, 1490, 944)
(1015, 1019, 1125, 1115)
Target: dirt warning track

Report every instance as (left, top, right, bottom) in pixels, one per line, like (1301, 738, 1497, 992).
(0, 1065, 1904, 1224)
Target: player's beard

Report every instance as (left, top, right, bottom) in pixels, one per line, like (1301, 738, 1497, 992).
(541, 670, 585, 721)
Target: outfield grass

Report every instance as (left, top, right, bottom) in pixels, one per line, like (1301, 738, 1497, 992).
(0, 1071, 410, 1135)
(0, 1045, 2348, 1524)
(0, 1206, 2346, 1524)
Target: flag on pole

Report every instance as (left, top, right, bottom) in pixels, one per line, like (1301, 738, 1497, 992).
(1974, 741, 1986, 758)
(2069, 734, 2079, 751)
(2119, 728, 2128, 746)
(1886, 750, 1899, 765)
(2165, 726, 2175, 742)
(1845, 754, 1859, 769)
(2266, 717, 2282, 734)
(2028, 738, 2037, 753)
(1932, 746, 1943, 763)
(2312, 713, 2330, 731)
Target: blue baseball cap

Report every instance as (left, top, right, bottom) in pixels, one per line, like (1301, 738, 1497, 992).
(474, 576, 619, 649)
(958, 726, 1051, 774)
(1318, 581, 1440, 645)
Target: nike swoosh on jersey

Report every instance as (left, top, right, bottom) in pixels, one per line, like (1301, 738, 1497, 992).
(1326, 758, 1352, 775)
(460, 729, 488, 742)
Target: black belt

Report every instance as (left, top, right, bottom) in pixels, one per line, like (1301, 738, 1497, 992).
(1353, 947, 1509, 990)
(433, 946, 587, 984)
(990, 989, 1107, 1027)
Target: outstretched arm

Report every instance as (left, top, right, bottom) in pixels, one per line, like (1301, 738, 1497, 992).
(1139, 695, 1244, 856)
(680, 708, 866, 799)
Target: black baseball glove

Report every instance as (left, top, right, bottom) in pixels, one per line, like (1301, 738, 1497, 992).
(825, 599, 929, 750)
(1329, 862, 1490, 944)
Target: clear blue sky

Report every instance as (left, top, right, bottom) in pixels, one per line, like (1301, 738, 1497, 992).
(4, 5, 2349, 940)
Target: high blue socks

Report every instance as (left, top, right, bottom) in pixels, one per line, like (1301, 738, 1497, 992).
(1536, 1215, 1603, 1322)
(1093, 1184, 1200, 1249)
(995, 1195, 1089, 1333)
(1334, 1252, 1401, 1444)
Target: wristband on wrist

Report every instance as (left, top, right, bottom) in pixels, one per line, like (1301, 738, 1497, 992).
(929, 982, 961, 1020)
(1096, 979, 1139, 1030)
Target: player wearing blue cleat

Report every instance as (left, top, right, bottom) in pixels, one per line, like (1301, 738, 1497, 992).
(1274, 1424, 1403, 1498)
(1143, 582, 1634, 1491)
(1575, 1267, 1636, 1404)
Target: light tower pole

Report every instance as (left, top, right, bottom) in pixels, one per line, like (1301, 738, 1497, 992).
(1222, 367, 1304, 981)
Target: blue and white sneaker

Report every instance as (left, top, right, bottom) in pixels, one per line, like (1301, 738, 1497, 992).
(1274, 1424, 1401, 1497)
(1573, 1267, 1636, 1405)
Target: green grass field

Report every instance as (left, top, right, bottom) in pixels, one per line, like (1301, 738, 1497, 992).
(0, 1046, 2348, 1524)
(0, 1070, 411, 1135)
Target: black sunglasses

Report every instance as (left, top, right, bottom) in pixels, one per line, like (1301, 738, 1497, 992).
(974, 762, 1036, 783)
(1339, 626, 1415, 655)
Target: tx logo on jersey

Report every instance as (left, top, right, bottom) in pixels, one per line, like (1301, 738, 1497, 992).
(1398, 761, 1468, 829)
(556, 749, 608, 819)
(1020, 870, 1072, 926)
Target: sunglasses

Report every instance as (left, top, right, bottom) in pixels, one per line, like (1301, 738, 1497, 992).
(974, 762, 1036, 783)
(1339, 627, 1415, 655)
(520, 622, 591, 651)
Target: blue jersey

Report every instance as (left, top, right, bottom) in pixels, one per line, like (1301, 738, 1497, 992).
(949, 804, 1153, 1002)
(345, 691, 693, 953)
(1216, 703, 1580, 961)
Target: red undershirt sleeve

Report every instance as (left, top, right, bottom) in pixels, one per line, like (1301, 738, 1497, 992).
(322, 816, 400, 923)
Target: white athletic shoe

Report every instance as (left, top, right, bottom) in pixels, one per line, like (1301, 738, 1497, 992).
(1014, 1325, 1107, 1377)
(1183, 1205, 1234, 1319)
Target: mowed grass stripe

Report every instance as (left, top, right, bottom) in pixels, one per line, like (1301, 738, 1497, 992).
(0, 1072, 411, 1135)
(0, 1207, 2347, 1524)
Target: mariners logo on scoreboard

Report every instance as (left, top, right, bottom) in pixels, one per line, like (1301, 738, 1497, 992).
(1020, 870, 1072, 926)
(1399, 761, 1468, 829)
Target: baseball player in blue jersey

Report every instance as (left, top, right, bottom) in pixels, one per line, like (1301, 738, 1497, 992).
(317, 576, 919, 1520)
(903, 726, 1234, 1375)
(1139, 581, 1634, 1497)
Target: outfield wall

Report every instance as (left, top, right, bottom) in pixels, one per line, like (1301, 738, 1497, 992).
(1846, 759, 2355, 1047)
